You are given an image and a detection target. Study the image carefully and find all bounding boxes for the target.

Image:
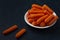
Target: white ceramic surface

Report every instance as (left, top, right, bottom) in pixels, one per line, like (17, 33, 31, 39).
(24, 11, 57, 29)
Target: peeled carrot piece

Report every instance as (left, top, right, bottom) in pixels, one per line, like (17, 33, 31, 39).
(2, 25, 18, 35)
(29, 10, 45, 14)
(37, 15, 48, 24)
(31, 7, 40, 10)
(32, 7, 41, 11)
(42, 4, 53, 13)
(28, 19, 34, 23)
(16, 28, 26, 38)
(40, 22, 46, 27)
(32, 21, 37, 26)
(28, 14, 44, 18)
(28, 9, 36, 14)
(33, 17, 40, 21)
(44, 10, 52, 15)
(44, 14, 54, 23)
(32, 4, 42, 9)
(47, 16, 58, 25)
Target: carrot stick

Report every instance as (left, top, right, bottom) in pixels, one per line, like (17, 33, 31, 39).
(32, 4, 42, 9)
(33, 17, 40, 21)
(28, 10, 45, 14)
(47, 16, 58, 25)
(40, 22, 46, 27)
(28, 19, 34, 23)
(42, 4, 53, 13)
(2, 25, 18, 35)
(32, 21, 37, 26)
(44, 14, 54, 23)
(37, 15, 48, 24)
(16, 28, 26, 38)
(28, 14, 44, 18)
(32, 7, 41, 11)
(44, 10, 52, 15)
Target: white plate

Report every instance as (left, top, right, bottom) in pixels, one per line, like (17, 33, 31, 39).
(24, 11, 57, 29)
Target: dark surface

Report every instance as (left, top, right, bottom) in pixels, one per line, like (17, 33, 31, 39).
(0, 0, 60, 40)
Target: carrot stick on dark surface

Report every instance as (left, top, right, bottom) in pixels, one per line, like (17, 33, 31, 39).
(2, 25, 18, 35)
(16, 28, 26, 38)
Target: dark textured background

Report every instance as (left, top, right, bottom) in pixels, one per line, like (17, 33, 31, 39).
(0, 0, 60, 40)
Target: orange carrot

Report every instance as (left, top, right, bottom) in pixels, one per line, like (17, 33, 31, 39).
(28, 7, 40, 13)
(32, 7, 41, 11)
(28, 19, 34, 23)
(2, 25, 18, 35)
(44, 10, 52, 15)
(28, 10, 35, 14)
(40, 22, 46, 27)
(44, 14, 54, 23)
(28, 14, 44, 18)
(42, 4, 53, 13)
(33, 17, 40, 21)
(47, 16, 58, 25)
(32, 21, 37, 26)
(37, 15, 48, 24)
(29, 10, 45, 14)
(32, 4, 42, 9)
(16, 28, 26, 38)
